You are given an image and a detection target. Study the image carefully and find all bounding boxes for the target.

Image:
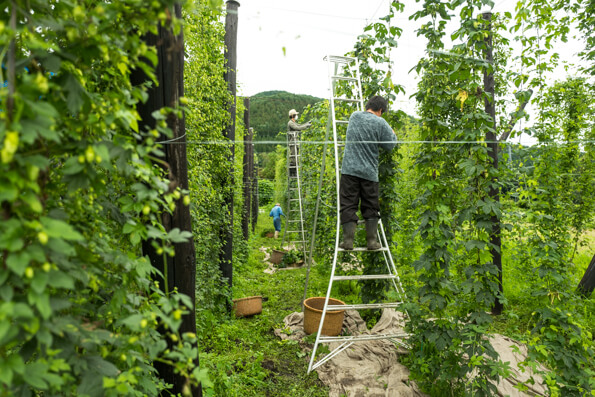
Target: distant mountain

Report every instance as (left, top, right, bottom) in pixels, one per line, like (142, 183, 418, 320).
(248, 91, 322, 151)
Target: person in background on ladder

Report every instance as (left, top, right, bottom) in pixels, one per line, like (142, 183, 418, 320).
(269, 203, 285, 239)
(339, 95, 397, 250)
(287, 109, 312, 177)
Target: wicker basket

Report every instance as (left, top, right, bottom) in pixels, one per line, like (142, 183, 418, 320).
(303, 297, 345, 336)
(270, 249, 285, 264)
(233, 296, 262, 317)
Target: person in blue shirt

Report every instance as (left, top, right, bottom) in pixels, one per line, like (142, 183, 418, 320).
(339, 96, 397, 250)
(269, 203, 285, 239)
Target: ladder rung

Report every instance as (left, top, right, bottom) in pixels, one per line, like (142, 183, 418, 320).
(319, 332, 409, 343)
(333, 97, 360, 103)
(337, 247, 389, 252)
(327, 302, 402, 310)
(333, 274, 396, 281)
(332, 76, 358, 82)
(335, 120, 349, 124)
(324, 55, 356, 63)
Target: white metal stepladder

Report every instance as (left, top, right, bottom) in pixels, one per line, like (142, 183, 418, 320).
(282, 125, 308, 259)
(305, 55, 409, 373)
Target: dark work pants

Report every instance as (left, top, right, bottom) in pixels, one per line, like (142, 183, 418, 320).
(339, 174, 380, 225)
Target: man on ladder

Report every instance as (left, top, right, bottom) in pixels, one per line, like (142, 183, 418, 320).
(306, 56, 408, 373)
(339, 95, 397, 250)
(287, 109, 312, 176)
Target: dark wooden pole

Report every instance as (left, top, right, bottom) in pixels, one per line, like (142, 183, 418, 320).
(483, 12, 503, 315)
(242, 97, 251, 239)
(251, 130, 259, 233)
(577, 252, 595, 297)
(133, 4, 201, 395)
(220, 0, 240, 304)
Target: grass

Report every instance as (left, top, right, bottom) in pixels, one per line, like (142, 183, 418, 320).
(197, 209, 329, 397)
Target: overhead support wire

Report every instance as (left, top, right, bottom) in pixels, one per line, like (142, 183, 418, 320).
(155, 139, 595, 145)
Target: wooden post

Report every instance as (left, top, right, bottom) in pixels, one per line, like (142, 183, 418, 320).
(483, 12, 503, 315)
(221, 0, 240, 305)
(242, 97, 251, 239)
(251, 130, 259, 232)
(132, 4, 201, 396)
(577, 253, 595, 297)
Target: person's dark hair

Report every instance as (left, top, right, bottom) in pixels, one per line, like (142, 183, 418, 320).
(365, 95, 388, 114)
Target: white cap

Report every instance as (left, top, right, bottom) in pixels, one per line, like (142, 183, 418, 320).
(288, 109, 299, 117)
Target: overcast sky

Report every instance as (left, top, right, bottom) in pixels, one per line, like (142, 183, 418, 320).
(232, 0, 586, 144)
(235, 0, 422, 115)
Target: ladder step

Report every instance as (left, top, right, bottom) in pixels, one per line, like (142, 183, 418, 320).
(333, 274, 396, 281)
(319, 332, 408, 343)
(332, 76, 358, 82)
(327, 302, 402, 310)
(337, 247, 389, 252)
(335, 120, 349, 125)
(324, 55, 356, 64)
(333, 97, 361, 103)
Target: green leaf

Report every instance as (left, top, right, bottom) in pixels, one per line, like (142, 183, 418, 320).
(31, 271, 49, 294)
(41, 217, 83, 241)
(94, 144, 111, 164)
(79, 372, 104, 397)
(87, 356, 119, 377)
(22, 191, 43, 213)
(37, 327, 53, 347)
(29, 291, 52, 320)
(0, 219, 24, 252)
(64, 74, 86, 114)
(62, 156, 85, 175)
(8, 354, 25, 375)
(24, 361, 50, 389)
(167, 228, 193, 243)
(119, 314, 144, 331)
(6, 251, 29, 276)
(48, 271, 75, 290)
(0, 321, 11, 345)
(0, 181, 18, 202)
(0, 285, 12, 302)
(0, 360, 13, 385)
(14, 302, 35, 319)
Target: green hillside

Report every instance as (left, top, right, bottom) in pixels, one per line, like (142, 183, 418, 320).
(248, 91, 323, 152)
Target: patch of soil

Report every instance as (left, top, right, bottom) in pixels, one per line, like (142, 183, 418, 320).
(261, 358, 294, 379)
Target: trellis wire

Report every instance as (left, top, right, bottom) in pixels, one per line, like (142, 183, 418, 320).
(155, 139, 595, 145)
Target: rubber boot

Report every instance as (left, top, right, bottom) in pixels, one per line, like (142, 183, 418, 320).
(274, 231, 279, 239)
(339, 222, 356, 250)
(365, 218, 382, 250)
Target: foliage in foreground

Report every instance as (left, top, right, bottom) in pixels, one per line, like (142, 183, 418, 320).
(0, 1, 202, 394)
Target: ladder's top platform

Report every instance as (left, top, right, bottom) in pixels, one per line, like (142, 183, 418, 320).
(324, 55, 357, 64)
